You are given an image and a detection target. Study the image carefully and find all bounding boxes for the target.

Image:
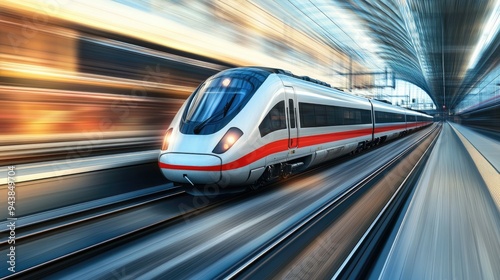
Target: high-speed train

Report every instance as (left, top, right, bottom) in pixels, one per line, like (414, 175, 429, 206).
(158, 67, 433, 194)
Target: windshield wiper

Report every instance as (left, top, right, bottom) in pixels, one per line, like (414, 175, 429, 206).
(193, 96, 238, 134)
(223, 94, 237, 117)
(193, 110, 225, 134)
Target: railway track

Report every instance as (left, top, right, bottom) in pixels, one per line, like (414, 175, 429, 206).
(2, 124, 439, 279)
(220, 123, 441, 279)
(334, 123, 441, 279)
(1, 184, 236, 279)
(0, 185, 183, 244)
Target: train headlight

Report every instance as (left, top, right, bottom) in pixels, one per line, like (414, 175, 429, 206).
(213, 127, 243, 154)
(161, 128, 173, 151)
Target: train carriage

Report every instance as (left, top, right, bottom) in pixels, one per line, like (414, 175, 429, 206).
(371, 99, 408, 142)
(158, 67, 433, 194)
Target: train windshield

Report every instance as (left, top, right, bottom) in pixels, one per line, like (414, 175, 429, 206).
(181, 68, 270, 134)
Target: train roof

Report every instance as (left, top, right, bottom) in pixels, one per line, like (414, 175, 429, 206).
(245, 67, 332, 88)
(238, 67, 433, 118)
(405, 108, 430, 115)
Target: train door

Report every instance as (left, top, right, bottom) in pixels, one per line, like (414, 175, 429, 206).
(285, 86, 298, 150)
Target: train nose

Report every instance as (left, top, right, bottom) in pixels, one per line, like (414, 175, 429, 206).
(159, 153, 222, 185)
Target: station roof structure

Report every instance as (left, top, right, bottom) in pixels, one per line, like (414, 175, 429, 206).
(255, 0, 499, 110)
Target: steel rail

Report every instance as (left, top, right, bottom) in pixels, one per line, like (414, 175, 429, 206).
(221, 124, 439, 279)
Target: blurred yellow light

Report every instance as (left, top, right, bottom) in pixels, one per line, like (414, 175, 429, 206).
(226, 135, 236, 144)
(162, 128, 173, 150)
(222, 78, 231, 87)
(213, 128, 243, 154)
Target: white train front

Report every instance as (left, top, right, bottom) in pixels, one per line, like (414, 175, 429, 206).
(158, 67, 433, 193)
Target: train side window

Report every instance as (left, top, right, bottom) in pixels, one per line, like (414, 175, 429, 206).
(300, 103, 315, 127)
(361, 110, 372, 123)
(344, 109, 355, 125)
(326, 107, 336, 126)
(259, 101, 287, 137)
(315, 104, 327, 126)
(299, 102, 371, 127)
(375, 111, 404, 123)
(288, 99, 296, 129)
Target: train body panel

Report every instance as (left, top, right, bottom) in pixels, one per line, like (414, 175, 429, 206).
(277, 74, 374, 168)
(159, 153, 222, 184)
(405, 109, 433, 130)
(158, 67, 433, 192)
(371, 99, 408, 141)
(160, 71, 280, 186)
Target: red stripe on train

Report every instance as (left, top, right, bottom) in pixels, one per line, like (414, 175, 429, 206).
(159, 123, 430, 171)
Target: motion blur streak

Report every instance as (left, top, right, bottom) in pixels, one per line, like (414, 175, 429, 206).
(0, 3, 214, 164)
(379, 123, 500, 279)
(0, 0, 376, 165)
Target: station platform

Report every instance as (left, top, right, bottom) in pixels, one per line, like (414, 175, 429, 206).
(379, 122, 500, 279)
(449, 122, 500, 210)
(0, 150, 159, 185)
(450, 123, 500, 172)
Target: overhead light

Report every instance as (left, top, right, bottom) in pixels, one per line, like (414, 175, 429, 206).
(467, 0, 500, 70)
(222, 78, 231, 87)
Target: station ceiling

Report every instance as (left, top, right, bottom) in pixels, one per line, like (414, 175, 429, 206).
(256, 0, 499, 110)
